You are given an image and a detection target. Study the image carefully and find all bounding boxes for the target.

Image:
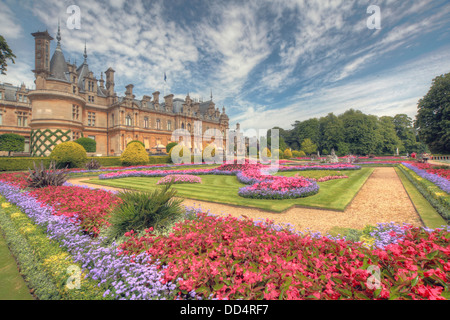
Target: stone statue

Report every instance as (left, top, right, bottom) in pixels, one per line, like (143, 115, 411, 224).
(326, 148, 339, 163)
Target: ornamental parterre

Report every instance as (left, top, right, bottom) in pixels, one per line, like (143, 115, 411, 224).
(98, 162, 359, 200)
(0, 165, 449, 300)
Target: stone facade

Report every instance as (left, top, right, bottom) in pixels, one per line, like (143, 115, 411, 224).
(0, 28, 229, 156)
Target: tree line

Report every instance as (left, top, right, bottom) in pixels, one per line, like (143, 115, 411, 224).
(265, 110, 427, 156)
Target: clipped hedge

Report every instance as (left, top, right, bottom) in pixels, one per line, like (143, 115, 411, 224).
(0, 156, 172, 172)
(0, 157, 53, 172)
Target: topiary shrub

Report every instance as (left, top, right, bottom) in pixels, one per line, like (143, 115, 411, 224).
(120, 142, 149, 166)
(283, 149, 293, 159)
(168, 145, 191, 164)
(49, 141, 88, 168)
(127, 140, 145, 148)
(74, 137, 96, 153)
(166, 142, 178, 153)
(202, 145, 217, 163)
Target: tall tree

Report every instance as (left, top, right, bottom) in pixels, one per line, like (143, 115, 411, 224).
(339, 109, 380, 155)
(393, 114, 418, 153)
(377, 116, 403, 154)
(0, 35, 16, 75)
(415, 73, 450, 154)
(291, 118, 320, 150)
(319, 113, 344, 153)
(300, 138, 317, 155)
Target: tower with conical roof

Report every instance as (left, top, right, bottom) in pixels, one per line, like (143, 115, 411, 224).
(28, 23, 85, 156)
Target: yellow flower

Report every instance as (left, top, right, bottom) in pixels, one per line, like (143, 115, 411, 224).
(10, 212, 23, 219)
(1, 202, 11, 208)
(19, 225, 36, 234)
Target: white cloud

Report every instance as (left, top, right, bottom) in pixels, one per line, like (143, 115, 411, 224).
(0, 1, 23, 39)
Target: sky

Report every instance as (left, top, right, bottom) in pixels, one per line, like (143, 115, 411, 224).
(1, 0, 449, 134)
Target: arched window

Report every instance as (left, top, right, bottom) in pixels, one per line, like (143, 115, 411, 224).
(187, 123, 191, 133)
(126, 115, 132, 126)
(181, 122, 185, 129)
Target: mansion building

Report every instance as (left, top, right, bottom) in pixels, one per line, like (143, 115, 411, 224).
(0, 27, 229, 157)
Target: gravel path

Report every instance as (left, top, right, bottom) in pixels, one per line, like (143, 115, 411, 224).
(69, 167, 423, 234)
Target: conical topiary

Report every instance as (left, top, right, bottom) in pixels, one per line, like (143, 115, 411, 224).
(120, 142, 149, 166)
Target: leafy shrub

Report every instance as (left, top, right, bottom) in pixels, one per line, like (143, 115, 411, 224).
(106, 184, 183, 240)
(166, 142, 178, 153)
(75, 137, 97, 153)
(28, 161, 68, 188)
(85, 158, 101, 170)
(50, 141, 88, 168)
(292, 150, 306, 158)
(260, 147, 271, 159)
(0, 133, 25, 156)
(272, 149, 282, 159)
(168, 145, 191, 163)
(283, 149, 293, 159)
(120, 142, 149, 166)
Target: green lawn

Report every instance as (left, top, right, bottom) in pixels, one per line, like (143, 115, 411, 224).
(0, 233, 33, 300)
(87, 168, 374, 212)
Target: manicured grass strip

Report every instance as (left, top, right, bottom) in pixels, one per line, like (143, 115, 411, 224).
(0, 205, 60, 300)
(0, 231, 34, 300)
(395, 167, 447, 229)
(87, 168, 374, 212)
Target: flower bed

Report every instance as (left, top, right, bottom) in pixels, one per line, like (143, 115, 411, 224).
(408, 162, 450, 181)
(399, 163, 450, 221)
(401, 163, 450, 194)
(28, 186, 122, 237)
(0, 182, 179, 300)
(157, 175, 202, 185)
(118, 212, 450, 300)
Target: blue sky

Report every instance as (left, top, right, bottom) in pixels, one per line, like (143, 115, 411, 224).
(1, 0, 449, 133)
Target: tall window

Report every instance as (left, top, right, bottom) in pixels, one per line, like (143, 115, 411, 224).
(126, 115, 132, 126)
(156, 119, 161, 130)
(0, 111, 3, 125)
(167, 120, 172, 131)
(111, 113, 115, 126)
(0, 92, 3, 100)
(88, 112, 96, 127)
(17, 112, 28, 127)
(144, 117, 149, 128)
(72, 105, 79, 120)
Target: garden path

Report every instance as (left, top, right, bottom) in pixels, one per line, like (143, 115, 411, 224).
(69, 167, 423, 235)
